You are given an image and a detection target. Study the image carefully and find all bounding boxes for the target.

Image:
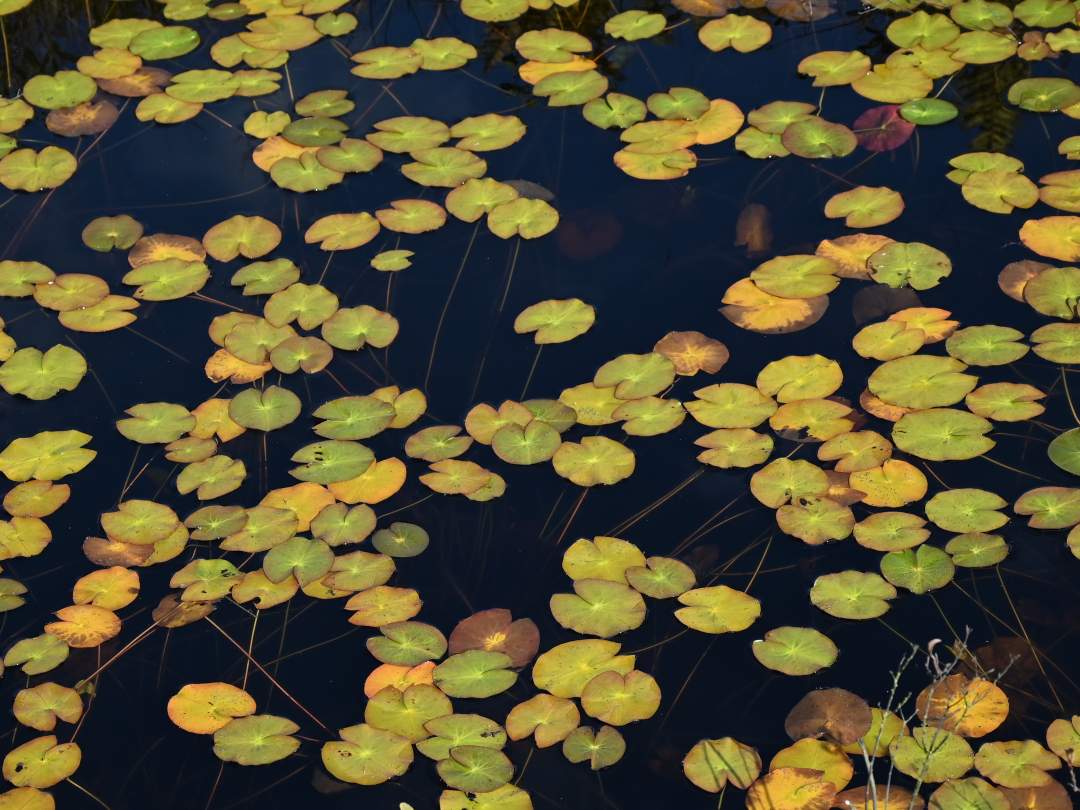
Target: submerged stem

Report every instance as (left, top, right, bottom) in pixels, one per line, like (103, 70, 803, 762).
(206, 618, 330, 732)
(425, 221, 479, 391)
(1, 19, 9, 93)
(519, 345, 543, 400)
(496, 239, 523, 313)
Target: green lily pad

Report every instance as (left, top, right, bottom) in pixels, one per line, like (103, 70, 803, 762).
(271, 152, 343, 192)
(446, 178, 519, 222)
(0, 147, 77, 191)
(776, 497, 855, 545)
(1048, 428, 1080, 475)
(116, 402, 195, 444)
(23, 71, 96, 110)
(892, 408, 994, 461)
(367, 621, 447, 665)
(82, 215, 144, 252)
(563, 725, 625, 769)
(371, 249, 413, 272)
(625, 556, 696, 599)
(514, 298, 594, 344)
(321, 305, 398, 350)
(1014, 486, 1080, 529)
(965, 383, 1046, 421)
(350, 46, 422, 80)
(750, 458, 828, 508)
(2, 735, 81, 789)
(945, 533, 1009, 567)
(781, 117, 857, 159)
(683, 737, 761, 792)
(531, 639, 634, 698)
(402, 147, 486, 188)
(798, 50, 871, 86)
(583, 93, 647, 130)
(170, 558, 240, 601)
(176, 456, 246, 500)
(892, 727, 973, 783)
(868, 241, 952, 290)
(367, 116, 449, 153)
(580, 669, 660, 726)
(0, 346, 85, 400)
(262, 536, 333, 586)
(869, 355, 977, 408)
(365, 684, 452, 742)
(213, 714, 300, 765)
(927, 778, 1010, 810)
(0, 431, 95, 482)
(314, 396, 395, 440)
(437, 746, 513, 793)
(130, 25, 199, 59)
(900, 97, 959, 125)
(533, 70, 608, 107)
(675, 585, 761, 633)
(550, 579, 646, 638)
(605, 10, 665, 41)
(810, 571, 897, 619)
(411, 37, 478, 71)
(880, 545, 956, 593)
(417, 714, 506, 761)
(324, 549, 394, 590)
(487, 198, 558, 239)
(926, 488, 1008, 532)
(317, 138, 383, 173)
(203, 215, 280, 262)
(3, 634, 69, 675)
(1007, 77, 1080, 112)
(321, 724, 413, 785)
(229, 386, 301, 431)
(372, 522, 429, 557)
(552, 436, 635, 486)
(122, 259, 209, 300)
(433, 651, 517, 698)
(751, 626, 838, 675)
(290, 440, 373, 484)
(698, 15, 772, 52)
(974, 741, 1060, 788)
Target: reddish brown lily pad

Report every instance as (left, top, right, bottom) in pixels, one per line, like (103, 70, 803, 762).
(447, 608, 540, 668)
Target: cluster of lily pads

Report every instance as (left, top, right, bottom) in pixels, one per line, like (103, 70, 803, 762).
(2, 0, 1080, 806)
(685, 671, 1080, 810)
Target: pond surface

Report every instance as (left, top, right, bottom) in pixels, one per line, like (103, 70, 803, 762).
(1, 1, 1079, 809)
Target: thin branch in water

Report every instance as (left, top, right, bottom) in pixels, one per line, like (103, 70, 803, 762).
(608, 468, 704, 537)
(1063, 367, 1080, 426)
(554, 489, 589, 547)
(206, 617, 330, 732)
(125, 327, 191, 363)
(496, 238, 523, 313)
(519, 345, 543, 400)
(317, 251, 335, 285)
(995, 568, 1065, 711)
(978, 454, 1052, 483)
(242, 610, 259, 691)
(67, 779, 112, 809)
(425, 221, 480, 391)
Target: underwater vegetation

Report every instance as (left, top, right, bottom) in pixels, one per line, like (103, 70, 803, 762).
(1, 0, 1080, 807)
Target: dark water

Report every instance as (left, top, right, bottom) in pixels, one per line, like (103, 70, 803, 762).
(1, 2, 1079, 808)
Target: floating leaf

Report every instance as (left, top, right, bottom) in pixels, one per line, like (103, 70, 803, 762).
(1, 736, 80, 789)
(752, 626, 838, 675)
(434, 650, 517, 698)
(810, 571, 896, 620)
(0, 346, 85, 400)
(322, 724, 413, 785)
